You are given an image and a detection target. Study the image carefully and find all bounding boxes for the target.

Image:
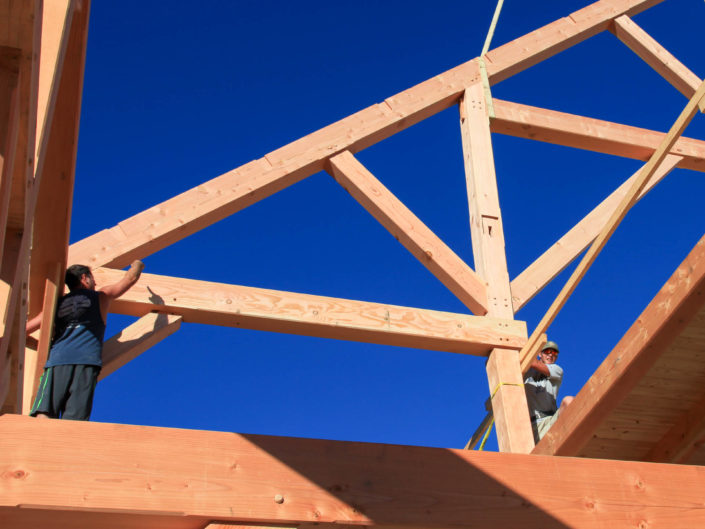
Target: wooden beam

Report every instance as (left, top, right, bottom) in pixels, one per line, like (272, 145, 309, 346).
(510, 153, 682, 312)
(491, 98, 705, 172)
(4, 413, 705, 529)
(21, 262, 60, 414)
(644, 390, 705, 464)
(327, 151, 488, 315)
(483, 0, 664, 84)
(0, 46, 19, 262)
(100, 312, 182, 380)
(459, 83, 533, 453)
(519, 78, 705, 374)
(92, 268, 527, 357)
(533, 234, 705, 456)
(68, 0, 662, 271)
(611, 15, 703, 104)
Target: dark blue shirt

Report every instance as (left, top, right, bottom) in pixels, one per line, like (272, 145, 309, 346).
(45, 289, 106, 367)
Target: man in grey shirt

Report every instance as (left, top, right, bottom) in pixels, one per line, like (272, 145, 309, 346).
(524, 341, 573, 443)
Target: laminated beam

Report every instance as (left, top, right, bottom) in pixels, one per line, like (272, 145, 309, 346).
(327, 150, 487, 315)
(611, 15, 703, 105)
(3, 414, 705, 529)
(68, 0, 662, 270)
(100, 312, 182, 380)
(92, 268, 527, 356)
(491, 99, 705, 172)
(534, 234, 705, 456)
(510, 154, 682, 312)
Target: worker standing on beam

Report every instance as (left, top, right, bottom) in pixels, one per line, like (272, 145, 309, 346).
(25, 260, 145, 420)
(524, 341, 573, 443)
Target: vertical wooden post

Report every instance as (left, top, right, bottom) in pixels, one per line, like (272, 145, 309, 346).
(460, 82, 534, 453)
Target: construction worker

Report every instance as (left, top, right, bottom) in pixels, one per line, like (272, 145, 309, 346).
(25, 260, 145, 420)
(524, 340, 573, 443)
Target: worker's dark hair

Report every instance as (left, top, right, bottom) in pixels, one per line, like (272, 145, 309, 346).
(65, 264, 92, 291)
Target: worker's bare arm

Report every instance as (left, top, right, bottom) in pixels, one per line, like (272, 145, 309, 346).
(529, 358, 551, 377)
(26, 312, 43, 335)
(99, 260, 145, 300)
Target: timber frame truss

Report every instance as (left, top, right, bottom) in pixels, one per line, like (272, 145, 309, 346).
(2, 0, 705, 527)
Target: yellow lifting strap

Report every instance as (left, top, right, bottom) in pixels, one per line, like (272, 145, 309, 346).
(478, 0, 505, 120)
(477, 381, 523, 451)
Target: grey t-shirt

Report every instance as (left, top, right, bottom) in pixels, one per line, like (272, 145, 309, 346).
(524, 363, 563, 421)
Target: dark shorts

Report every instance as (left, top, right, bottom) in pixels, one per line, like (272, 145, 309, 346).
(30, 364, 100, 420)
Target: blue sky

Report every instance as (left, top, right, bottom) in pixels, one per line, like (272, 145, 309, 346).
(71, 0, 705, 450)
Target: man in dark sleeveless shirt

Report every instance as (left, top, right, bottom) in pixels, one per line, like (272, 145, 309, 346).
(25, 260, 144, 420)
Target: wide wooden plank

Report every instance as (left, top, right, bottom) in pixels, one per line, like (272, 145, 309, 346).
(491, 99, 705, 172)
(611, 15, 702, 102)
(92, 268, 526, 356)
(533, 235, 705, 456)
(68, 0, 662, 270)
(3, 413, 705, 529)
(100, 313, 182, 380)
(510, 154, 681, 311)
(328, 151, 487, 315)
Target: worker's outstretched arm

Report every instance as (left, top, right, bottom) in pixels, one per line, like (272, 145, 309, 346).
(26, 312, 43, 335)
(99, 260, 145, 301)
(98, 260, 145, 323)
(529, 358, 551, 377)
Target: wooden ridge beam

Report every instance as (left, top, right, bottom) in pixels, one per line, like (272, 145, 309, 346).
(510, 154, 682, 312)
(610, 15, 703, 104)
(3, 413, 705, 529)
(68, 0, 660, 270)
(491, 98, 705, 172)
(533, 234, 705, 456)
(327, 150, 488, 315)
(100, 312, 182, 380)
(92, 268, 527, 356)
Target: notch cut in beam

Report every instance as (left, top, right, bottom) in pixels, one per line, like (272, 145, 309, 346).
(610, 15, 703, 106)
(68, 0, 664, 271)
(510, 153, 682, 312)
(327, 150, 487, 315)
(92, 268, 526, 356)
(3, 413, 705, 529)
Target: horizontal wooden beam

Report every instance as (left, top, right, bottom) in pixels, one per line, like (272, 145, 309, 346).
(100, 312, 183, 380)
(328, 151, 488, 315)
(533, 234, 705, 456)
(92, 268, 526, 356)
(68, 0, 661, 270)
(491, 99, 705, 172)
(611, 15, 703, 104)
(510, 153, 682, 312)
(3, 413, 705, 529)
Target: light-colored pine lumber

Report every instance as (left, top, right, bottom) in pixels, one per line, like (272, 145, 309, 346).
(611, 15, 703, 104)
(68, 0, 661, 271)
(21, 262, 60, 414)
(100, 312, 182, 380)
(491, 99, 705, 172)
(485, 348, 534, 453)
(459, 84, 512, 319)
(519, 78, 705, 374)
(533, 234, 705, 456)
(34, 0, 72, 165)
(92, 267, 526, 356)
(4, 413, 705, 529)
(483, 0, 664, 83)
(327, 150, 488, 315)
(459, 83, 533, 453)
(510, 154, 682, 312)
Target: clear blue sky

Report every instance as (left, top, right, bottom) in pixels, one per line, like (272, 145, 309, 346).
(71, 0, 705, 450)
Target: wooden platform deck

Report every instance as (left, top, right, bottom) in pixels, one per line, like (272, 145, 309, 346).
(534, 235, 705, 464)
